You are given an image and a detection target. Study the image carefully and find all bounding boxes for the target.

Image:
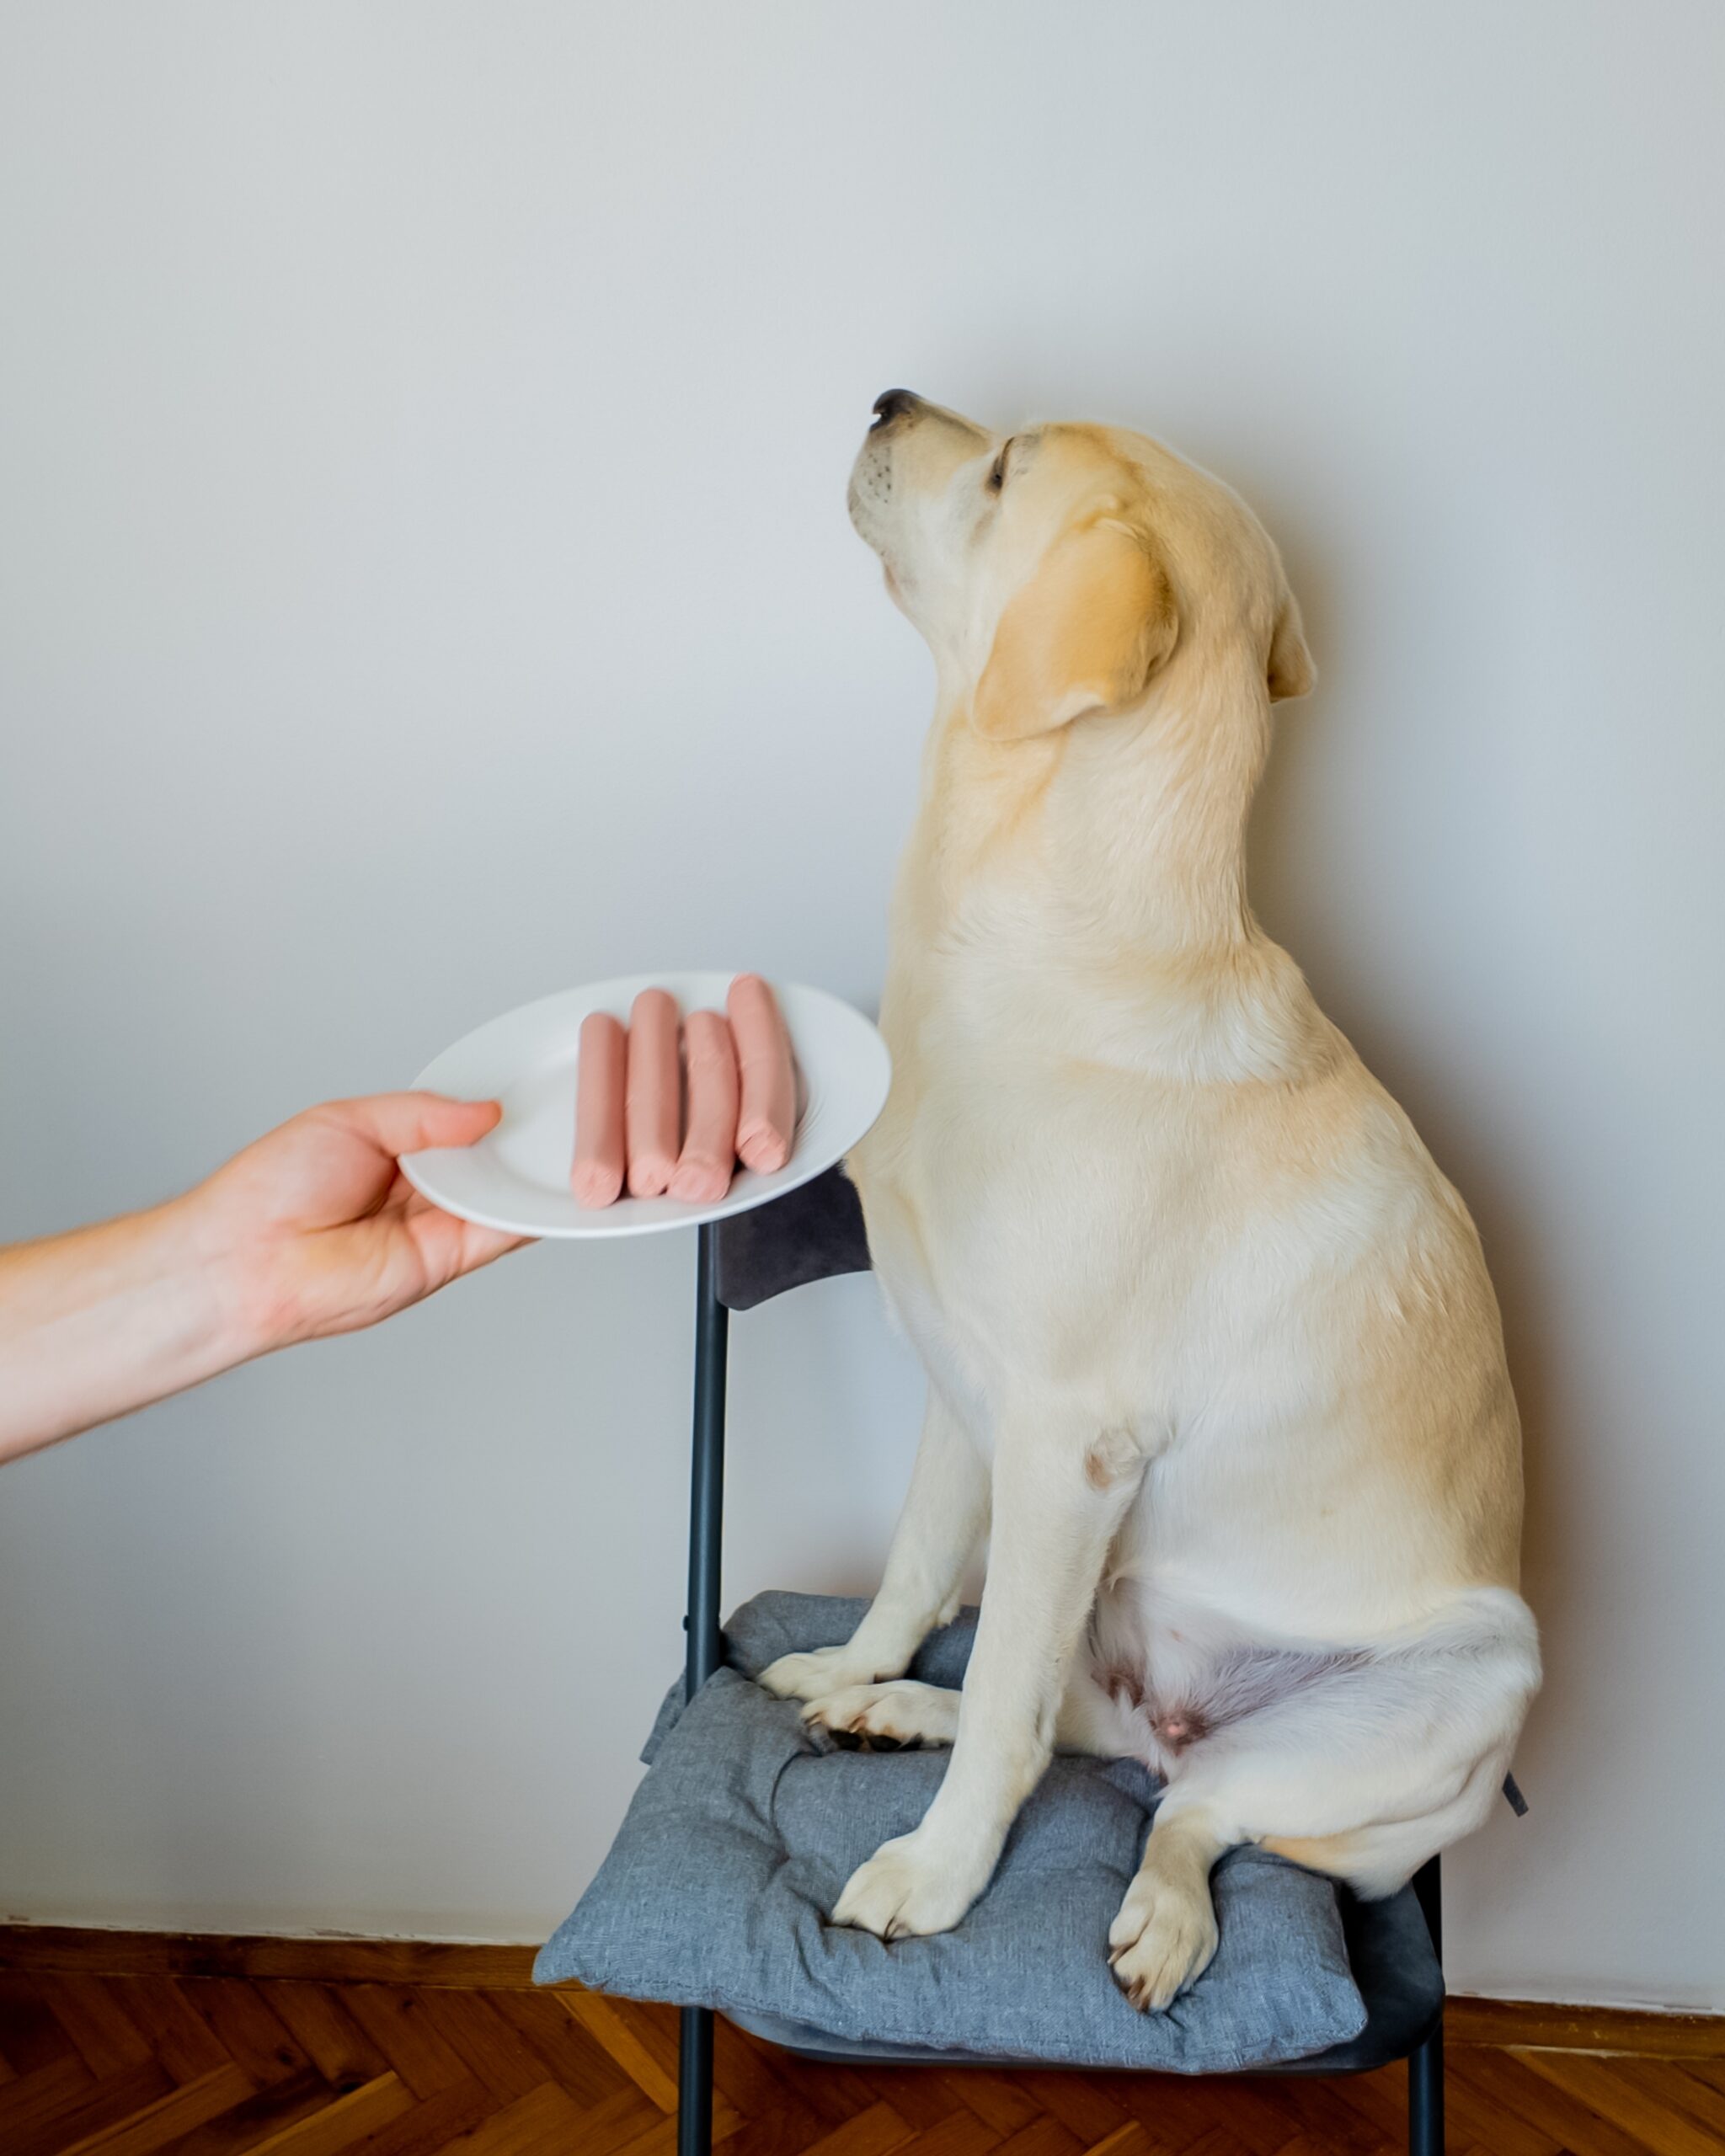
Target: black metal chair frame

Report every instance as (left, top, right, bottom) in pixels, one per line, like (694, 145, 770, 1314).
(674, 1211, 1446, 2156)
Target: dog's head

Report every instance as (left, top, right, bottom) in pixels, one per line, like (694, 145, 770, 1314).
(848, 392, 1312, 741)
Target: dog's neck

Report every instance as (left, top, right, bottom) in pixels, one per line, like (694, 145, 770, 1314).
(890, 650, 1328, 1085)
(1049, 656, 1270, 958)
(908, 647, 1265, 950)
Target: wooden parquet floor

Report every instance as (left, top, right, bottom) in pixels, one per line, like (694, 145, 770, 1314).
(3, 1966, 1723, 2156)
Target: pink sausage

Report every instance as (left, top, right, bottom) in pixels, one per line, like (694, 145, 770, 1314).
(571, 1012, 627, 1208)
(625, 988, 682, 1197)
(670, 1011, 740, 1203)
(727, 974, 796, 1174)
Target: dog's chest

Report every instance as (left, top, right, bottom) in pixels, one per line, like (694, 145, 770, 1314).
(852, 1024, 1214, 1420)
(849, 936, 1415, 1440)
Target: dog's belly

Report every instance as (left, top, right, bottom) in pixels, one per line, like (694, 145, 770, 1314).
(1084, 1570, 1373, 1774)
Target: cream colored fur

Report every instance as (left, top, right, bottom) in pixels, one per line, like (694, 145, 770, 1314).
(760, 397, 1539, 2012)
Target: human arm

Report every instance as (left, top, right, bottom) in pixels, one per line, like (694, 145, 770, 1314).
(0, 1092, 523, 1466)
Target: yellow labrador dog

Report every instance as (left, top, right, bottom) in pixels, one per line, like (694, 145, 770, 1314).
(761, 392, 1540, 2012)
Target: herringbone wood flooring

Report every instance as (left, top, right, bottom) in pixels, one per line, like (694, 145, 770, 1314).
(2, 1964, 1722, 2156)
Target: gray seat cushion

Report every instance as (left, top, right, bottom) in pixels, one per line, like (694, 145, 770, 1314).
(535, 1592, 1370, 2072)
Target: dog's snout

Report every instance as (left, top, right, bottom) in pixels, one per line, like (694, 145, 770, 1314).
(872, 387, 922, 430)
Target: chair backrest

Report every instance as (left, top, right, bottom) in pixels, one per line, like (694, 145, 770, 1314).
(714, 1166, 872, 1311)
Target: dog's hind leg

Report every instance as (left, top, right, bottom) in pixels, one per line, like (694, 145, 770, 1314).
(760, 1390, 987, 1705)
(1108, 1589, 1539, 2011)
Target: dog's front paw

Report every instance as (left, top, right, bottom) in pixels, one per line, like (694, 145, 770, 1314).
(758, 1645, 886, 1703)
(1107, 1867, 1219, 2012)
(831, 1833, 980, 1940)
(802, 1680, 959, 1752)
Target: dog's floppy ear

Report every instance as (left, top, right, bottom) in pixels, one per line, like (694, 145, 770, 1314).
(1267, 592, 1315, 702)
(973, 519, 1178, 743)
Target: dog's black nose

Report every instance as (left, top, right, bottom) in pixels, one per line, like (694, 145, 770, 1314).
(871, 387, 922, 430)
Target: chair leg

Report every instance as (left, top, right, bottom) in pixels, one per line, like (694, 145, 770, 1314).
(678, 2006, 715, 2156)
(1407, 1854, 1445, 2155)
(677, 1224, 729, 2156)
(1407, 2018, 1444, 2156)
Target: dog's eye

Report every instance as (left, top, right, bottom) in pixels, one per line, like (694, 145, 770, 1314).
(987, 445, 1011, 493)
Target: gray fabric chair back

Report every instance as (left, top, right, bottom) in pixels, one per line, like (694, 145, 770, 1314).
(715, 1166, 871, 1311)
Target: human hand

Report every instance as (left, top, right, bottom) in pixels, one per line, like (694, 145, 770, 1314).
(190, 1092, 529, 1356)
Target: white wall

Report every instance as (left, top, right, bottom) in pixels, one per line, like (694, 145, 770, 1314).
(2, 2, 1721, 2011)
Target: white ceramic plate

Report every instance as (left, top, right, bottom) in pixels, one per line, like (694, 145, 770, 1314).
(399, 972, 891, 1240)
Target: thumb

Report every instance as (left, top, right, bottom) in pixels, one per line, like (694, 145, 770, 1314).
(324, 1091, 503, 1161)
